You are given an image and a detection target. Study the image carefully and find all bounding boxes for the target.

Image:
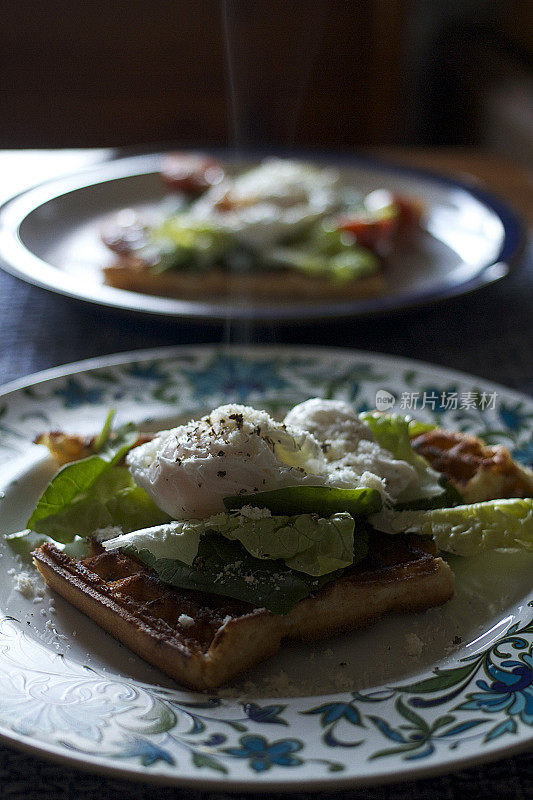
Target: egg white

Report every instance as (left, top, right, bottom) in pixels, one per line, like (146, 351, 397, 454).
(128, 399, 424, 521)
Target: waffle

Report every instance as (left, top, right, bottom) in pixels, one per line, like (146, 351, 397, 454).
(103, 255, 386, 302)
(33, 534, 453, 691)
(411, 429, 533, 502)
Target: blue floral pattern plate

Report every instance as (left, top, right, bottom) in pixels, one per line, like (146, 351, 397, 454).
(0, 345, 531, 791)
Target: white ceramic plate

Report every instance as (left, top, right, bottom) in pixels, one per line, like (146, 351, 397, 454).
(0, 152, 525, 321)
(0, 345, 531, 790)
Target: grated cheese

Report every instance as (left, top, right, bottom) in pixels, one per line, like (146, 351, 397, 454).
(12, 570, 44, 600)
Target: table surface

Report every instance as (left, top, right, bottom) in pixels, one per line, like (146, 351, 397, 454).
(0, 147, 531, 800)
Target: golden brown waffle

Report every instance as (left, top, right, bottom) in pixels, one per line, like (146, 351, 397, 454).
(411, 429, 533, 502)
(103, 255, 386, 302)
(33, 535, 453, 691)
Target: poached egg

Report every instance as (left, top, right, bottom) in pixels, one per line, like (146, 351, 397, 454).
(128, 400, 421, 520)
(191, 159, 341, 250)
(127, 404, 327, 520)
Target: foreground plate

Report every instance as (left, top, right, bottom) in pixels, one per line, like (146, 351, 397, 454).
(0, 152, 524, 321)
(0, 345, 531, 790)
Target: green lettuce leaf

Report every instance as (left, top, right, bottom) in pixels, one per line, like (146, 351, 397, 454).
(132, 532, 354, 614)
(149, 216, 232, 273)
(225, 511, 355, 575)
(359, 412, 444, 502)
(29, 466, 170, 544)
(93, 408, 115, 451)
(372, 498, 533, 556)
(6, 530, 91, 561)
(103, 510, 356, 577)
(407, 419, 437, 438)
(104, 484, 172, 534)
(27, 421, 139, 534)
(224, 485, 382, 517)
(266, 245, 379, 282)
(6, 529, 54, 558)
(103, 517, 203, 564)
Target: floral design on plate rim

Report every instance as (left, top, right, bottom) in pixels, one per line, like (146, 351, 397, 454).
(0, 346, 531, 786)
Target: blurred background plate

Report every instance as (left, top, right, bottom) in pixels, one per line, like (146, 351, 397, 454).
(0, 150, 525, 322)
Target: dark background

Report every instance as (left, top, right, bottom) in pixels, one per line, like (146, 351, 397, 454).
(1, 0, 531, 161)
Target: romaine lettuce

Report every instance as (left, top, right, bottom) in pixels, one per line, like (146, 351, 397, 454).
(103, 510, 356, 577)
(394, 479, 463, 511)
(359, 412, 444, 502)
(371, 498, 533, 556)
(266, 246, 379, 281)
(133, 532, 355, 614)
(93, 408, 115, 452)
(29, 467, 171, 543)
(149, 216, 232, 273)
(27, 422, 138, 530)
(24, 423, 170, 543)
(406, 419, 437, 438)
(6, 529, 90, 561)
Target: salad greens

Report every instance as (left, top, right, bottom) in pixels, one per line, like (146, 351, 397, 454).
(6, 529, 93, 561)
(93, 408, 115, 451)
(29, 468, 170, 543)
(102, 511, 356, 577)
(27, 421, 139, 537)
(149, 217, 232, 273)
(223, 485, 382, 517)
(405, 418, 437, 438)
(360, 412, 444, 502)
(145, 220, 380, 282)
(265, 245, 378, 282)
(394, 479, 463, 511)
(129, 531, 366, 615)
(25, 419, 169, 543)
(264, 224, 380, 282)
(373, 498, 533, 556)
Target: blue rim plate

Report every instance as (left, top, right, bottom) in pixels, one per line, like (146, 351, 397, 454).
(0, 344, 531, 791)
(0, 150, 526, 322)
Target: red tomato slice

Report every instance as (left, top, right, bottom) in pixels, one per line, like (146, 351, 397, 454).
(339, 190, 424, 253)
(337, 214, 398, 256)
(391, 194, 424, 239)
(160, 152, 225, 195)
